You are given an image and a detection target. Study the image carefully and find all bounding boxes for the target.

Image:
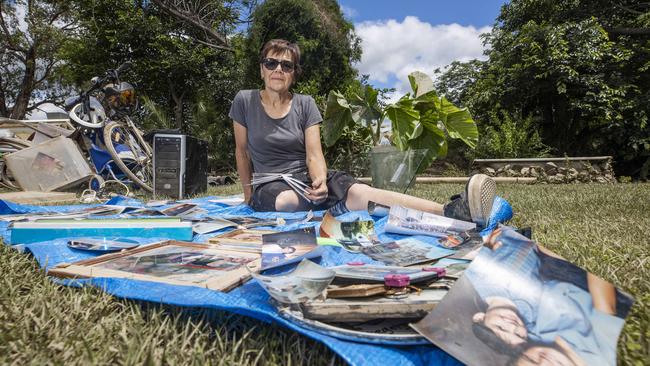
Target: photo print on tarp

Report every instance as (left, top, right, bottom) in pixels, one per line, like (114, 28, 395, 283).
(412, 227, 634, 366)
(319, 211, 377, 252)
(360, 237, 455, 266)
(261, 227, 321, 269)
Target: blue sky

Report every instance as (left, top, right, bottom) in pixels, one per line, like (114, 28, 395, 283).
(339, 0, 509, 100)
(339, 0, 507, 27)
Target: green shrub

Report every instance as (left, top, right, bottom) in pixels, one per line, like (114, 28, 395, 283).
(474, 111, 551, 159)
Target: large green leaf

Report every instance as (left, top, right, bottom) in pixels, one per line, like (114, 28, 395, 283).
(322, 90, 354, 147)
(409, 127, 448, 173)
(443, 108, 479, 148)
(408, 71, 435, 97)
(439, 96, 461, 114)
(344, 86, 382, 129)
(409, 122, 424, 140)
(364, 85, 379, 106)
(385, 98, 420, 151)
(412, 90, 441, 115)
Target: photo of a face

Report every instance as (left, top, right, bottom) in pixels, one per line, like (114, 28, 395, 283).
(261, 227, 318, 268)
(412, 227, 634, 366)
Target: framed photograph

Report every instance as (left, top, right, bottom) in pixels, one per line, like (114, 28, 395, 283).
(48, 240, 261, 292)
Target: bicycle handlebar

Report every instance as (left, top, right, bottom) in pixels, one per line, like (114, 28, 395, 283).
(81, 62, 132, 96)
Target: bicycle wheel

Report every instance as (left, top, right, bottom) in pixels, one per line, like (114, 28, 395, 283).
(69, 102, 106, 129)
(103, 121, 153, 192)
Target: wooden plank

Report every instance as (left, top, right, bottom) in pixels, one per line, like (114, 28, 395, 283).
(0, 191, 77, 205)
(473, 156, 612, 163)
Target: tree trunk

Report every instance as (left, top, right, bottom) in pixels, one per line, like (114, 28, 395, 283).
(10, 45, 37, 120)
(168, 78, 184, 130)
(0, 73, 8, 117)
(174, 98, 183, 130)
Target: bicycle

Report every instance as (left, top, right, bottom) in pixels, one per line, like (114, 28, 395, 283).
(66, 63, 154, 192)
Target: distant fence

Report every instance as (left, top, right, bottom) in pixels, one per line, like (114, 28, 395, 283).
(472, 156, 615, 183)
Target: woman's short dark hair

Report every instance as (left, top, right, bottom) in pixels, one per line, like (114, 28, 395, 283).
(259, 39, 302, 77)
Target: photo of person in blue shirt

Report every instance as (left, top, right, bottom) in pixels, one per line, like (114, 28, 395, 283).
(465, 227, 633, 366)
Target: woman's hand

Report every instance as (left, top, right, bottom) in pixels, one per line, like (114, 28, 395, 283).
(304, 124, 328, 204)
(307, 176, 328, 204)
(243, 187, 252, 205)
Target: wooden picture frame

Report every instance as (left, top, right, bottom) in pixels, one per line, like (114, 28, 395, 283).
(48, 240, 261, 292)
(207, 228, 277, 246)
(301, 288, 448, 322)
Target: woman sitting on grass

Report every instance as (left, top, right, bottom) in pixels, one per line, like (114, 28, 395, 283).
(229, 39, 496, 224)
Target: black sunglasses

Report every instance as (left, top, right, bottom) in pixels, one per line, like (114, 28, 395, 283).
(261, 58, 295, 73)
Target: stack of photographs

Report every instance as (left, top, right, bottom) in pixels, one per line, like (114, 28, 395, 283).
(330, 264, 444, 284)
(300, 288, 448, 322)
(250, 173, 314, 203)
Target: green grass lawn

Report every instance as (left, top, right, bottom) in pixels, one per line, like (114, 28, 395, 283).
(1, 183, 648, 365)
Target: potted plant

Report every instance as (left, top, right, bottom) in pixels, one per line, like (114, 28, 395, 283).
(323, 71, 479, 189)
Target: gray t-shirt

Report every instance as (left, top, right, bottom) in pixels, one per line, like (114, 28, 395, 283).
(229, 89, 323, 174)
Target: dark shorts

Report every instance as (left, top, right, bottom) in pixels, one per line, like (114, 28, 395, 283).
(250, 170, 359, 212)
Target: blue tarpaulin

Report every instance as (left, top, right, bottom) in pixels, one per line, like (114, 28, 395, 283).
(0, 195, 512, 366)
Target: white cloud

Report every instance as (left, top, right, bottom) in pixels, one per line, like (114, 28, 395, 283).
(355, 16, 490, 102)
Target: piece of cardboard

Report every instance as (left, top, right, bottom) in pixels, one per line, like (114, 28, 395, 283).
(0, 191, 76, 205)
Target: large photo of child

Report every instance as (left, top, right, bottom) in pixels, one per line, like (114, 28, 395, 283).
(412, 227, 634, 366)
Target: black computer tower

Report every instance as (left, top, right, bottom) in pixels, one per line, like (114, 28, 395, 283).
(153, 134, 208, 199)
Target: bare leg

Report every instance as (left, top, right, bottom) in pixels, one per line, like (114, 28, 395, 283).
(345, 183, 444, 214)
(275, 190, 301, 212)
